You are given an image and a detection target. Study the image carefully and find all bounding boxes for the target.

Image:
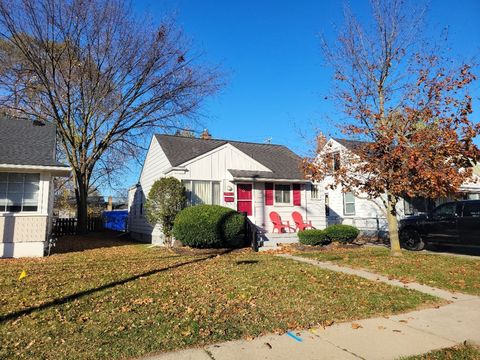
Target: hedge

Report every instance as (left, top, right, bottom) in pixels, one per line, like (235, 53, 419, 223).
(298, 229, 330, 246)
(172, 205, 245, 248)
(324, 224, 359, 243)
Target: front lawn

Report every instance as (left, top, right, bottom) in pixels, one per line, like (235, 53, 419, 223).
(400, 344, 480, 359)
(300, 246, 480, 295)
(1, 240, 438, 359)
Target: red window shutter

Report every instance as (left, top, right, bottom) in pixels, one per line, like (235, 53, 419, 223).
(265, 183, 273, 205)
(293, 184, 301, 206)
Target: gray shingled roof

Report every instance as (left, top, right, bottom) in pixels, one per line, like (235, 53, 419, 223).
(332, 137, 369, 151)
(0, 117, 66, 167)
(155, 134, 305, 180)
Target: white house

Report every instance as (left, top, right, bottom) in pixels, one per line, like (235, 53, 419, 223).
(0, 117, 71, 258)
(128, 134, 326, 244)
(321, 138, 480, 236)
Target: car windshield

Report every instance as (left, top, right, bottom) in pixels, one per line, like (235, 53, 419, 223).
(432, 202, 457, 217)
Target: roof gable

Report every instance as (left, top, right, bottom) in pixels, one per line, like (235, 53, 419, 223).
(0, 117, 63, 167)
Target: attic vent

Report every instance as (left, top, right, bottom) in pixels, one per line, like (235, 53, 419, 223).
(33, 119, 45, 126)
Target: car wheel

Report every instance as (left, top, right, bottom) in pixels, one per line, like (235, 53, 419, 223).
(400, 228, 425, 251)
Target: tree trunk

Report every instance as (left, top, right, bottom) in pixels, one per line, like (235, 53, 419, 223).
(386, 192, 402, 256)
(75, 176, 89, 235)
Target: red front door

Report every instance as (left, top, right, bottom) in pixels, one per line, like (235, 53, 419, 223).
(237, 184, 253, 216)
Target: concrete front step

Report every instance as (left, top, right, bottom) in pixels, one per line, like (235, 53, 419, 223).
(260, 233, 299, 251)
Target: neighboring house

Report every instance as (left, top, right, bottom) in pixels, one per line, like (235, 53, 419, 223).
(0, 118, 70, 258)
(322, 138, 480, 236)
(128, 134, 326, 244)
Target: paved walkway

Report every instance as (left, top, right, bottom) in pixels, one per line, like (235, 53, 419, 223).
(140, 254, 480, 360)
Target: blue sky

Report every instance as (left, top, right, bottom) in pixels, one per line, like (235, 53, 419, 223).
(118, 0, 480, 194)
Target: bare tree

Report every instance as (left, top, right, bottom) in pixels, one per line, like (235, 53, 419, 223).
(304, 0, 479, 255)
(0, 0, 220, 233)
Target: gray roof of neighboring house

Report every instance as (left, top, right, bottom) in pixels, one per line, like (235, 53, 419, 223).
(332, 137, 369, 151)
(155, 134, 305, 180)
(0, 117, 66, 167)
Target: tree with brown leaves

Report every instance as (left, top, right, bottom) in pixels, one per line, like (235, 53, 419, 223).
(303, 0, 479, 255)
(0, 0, 220, 233)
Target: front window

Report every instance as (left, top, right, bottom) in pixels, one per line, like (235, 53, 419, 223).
(183, 180, 220, 206)
(275, 184, 291, 204)
(0, 173, 40, 212)
(343, 192, 355, 216)
(333, 152, 341, 171)
(311, 183, 320, 199)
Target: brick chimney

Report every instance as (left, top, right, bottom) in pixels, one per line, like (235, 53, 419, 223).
(200, 129, 212, 140)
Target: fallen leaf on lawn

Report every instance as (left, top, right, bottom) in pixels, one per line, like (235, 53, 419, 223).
(323, 319, 334, 327)
(264, 342, 272, 349)
(378, 326, 386, 330)
(393, 329, 402, 333)
(399, 320, 408, 323)
(351, 323, 363, 329)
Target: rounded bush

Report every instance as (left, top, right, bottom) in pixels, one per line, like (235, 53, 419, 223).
(324, 224, 359, 243)
(172, 205, 245, 248)
(298, 229, 329, 246)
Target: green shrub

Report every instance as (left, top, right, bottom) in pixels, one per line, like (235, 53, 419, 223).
(172, 205, 245, 248)
(324, 224, 359, 243)
(145, 177, 186, 245)
(298, 229, 329, 246)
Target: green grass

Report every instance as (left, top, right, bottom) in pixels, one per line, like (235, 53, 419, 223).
(300, 246, 480, 295)
(1, 242, 439, 359)
(400, 344, 480, 359)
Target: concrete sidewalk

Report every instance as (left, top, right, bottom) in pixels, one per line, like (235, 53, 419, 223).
(141, 255, 480, 360)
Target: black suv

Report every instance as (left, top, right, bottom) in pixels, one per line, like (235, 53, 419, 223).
(399, 200, 480, 250)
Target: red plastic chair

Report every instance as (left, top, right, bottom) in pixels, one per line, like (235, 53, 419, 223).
(269, 212, 295, 233)
(292, 211, 315, 232)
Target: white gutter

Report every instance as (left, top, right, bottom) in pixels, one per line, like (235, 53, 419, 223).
(232, 177, 310, 183)
(163, 166, 188, 174)
(0, 163, 71, 176)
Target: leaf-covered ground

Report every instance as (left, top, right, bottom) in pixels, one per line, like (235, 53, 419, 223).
(300, 246, 480, 295)
(400, 344, 480, 359)
(1, 241, 438, 359)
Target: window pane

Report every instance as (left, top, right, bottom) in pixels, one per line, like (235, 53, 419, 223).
(0, 183, 6, 194)
(7, 183, 23, 193)
(275, 184, 290, 204)
(0, 173, 7, 182)
(182, 181, 192, 205)
(25, 173, 40, 183)
(24, 182, 39, 193)
(463, 203, 480, 217)
(333, 153, 341, 171)
(23, 192, 38, 206)
(6, 193, 22, 212)
(212, 182, 220, 205)
(345, 203, 355, 214)
(192, 181, 211, 205)
(9, 173, 24, 183)
(434, 203, 456, 216)
(344, 192, 355, 215)
(345, 192, 355, 203)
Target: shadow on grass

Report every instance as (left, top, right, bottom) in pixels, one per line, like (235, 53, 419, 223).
(235, 260, 258, 265)
(424, 244, 480, 257)
(51, 231, 138, 255)
(0, 253, 225, 324)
